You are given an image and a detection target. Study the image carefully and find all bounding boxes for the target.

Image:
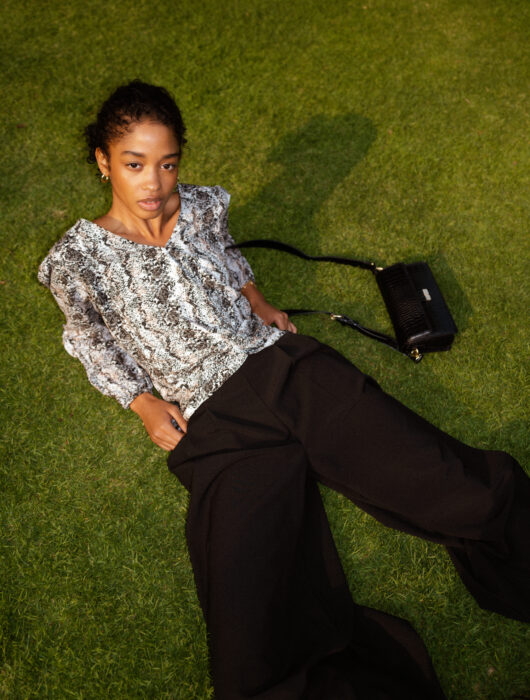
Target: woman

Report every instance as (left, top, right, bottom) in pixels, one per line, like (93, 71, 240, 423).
(38, 80, 529, 699)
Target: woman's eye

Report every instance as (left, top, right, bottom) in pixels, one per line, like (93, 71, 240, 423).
(162, 163, 177, 171)
(127, 162, 141, 170)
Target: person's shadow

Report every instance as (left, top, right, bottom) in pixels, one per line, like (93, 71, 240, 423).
(229, 113, 376, 245)
(229, 111, 472, 335)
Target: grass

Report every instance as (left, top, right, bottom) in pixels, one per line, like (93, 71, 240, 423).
(1, 0, 529, 697)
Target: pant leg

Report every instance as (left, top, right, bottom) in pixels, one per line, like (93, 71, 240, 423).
(240, 334, 530, 622)
(168, 360, 446, 700)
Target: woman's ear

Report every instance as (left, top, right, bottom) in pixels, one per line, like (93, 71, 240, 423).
(95, 147, 110, 177)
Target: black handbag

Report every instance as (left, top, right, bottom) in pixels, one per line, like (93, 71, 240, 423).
(231, 240, 458, 363)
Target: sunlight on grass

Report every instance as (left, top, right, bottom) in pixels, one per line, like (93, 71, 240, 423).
(1, 0, 529, 698)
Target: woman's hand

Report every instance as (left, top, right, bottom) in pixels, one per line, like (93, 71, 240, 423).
(252, 299, 298, 333)
(241, 282, 297, 333)
(129, 392, 188, 451)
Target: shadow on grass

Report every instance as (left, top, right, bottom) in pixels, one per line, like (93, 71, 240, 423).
(229, 112, 377, 241)
(230, 111, 473, 341)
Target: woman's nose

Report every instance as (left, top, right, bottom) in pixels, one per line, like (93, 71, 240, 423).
(143, 167, 161, 191)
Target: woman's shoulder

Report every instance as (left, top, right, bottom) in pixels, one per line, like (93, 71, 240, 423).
(179, 183, 230, 211)
(37, 219, 92, 288)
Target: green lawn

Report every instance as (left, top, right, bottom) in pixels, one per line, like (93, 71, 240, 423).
(1, 0, 529, 697)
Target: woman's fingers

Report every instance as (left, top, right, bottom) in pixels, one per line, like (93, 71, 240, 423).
(167, 403, 188, 433)
(156, 405, 188, 450)
(158, 432, 186, 451)
(275, 312, 297, 333)
(151, 422, 187, 451)
(149, 424, 178, 450)
(252, 300, 297, 333)
(133, 394, 189, 450)
(272, 311, 291, 330)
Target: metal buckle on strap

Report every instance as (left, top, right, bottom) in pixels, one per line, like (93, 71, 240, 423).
(409, 348, 423, 363)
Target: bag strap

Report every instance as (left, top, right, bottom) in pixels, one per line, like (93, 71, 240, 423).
(232, 239, 380, 272)
(229, 239, 421, 361)
(282, 308, 399, 351)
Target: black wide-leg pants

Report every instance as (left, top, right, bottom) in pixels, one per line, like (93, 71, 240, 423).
(167, 333, 530, 700)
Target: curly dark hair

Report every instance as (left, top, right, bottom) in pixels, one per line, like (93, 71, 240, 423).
(84, 80, 187, 163)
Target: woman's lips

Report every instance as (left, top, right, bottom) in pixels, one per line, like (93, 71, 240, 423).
(138, 198, 162, 211)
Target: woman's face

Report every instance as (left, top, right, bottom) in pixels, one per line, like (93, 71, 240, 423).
(96, 120, 180, 220)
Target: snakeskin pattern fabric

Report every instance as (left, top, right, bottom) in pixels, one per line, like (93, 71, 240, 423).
(38, 184, 284, 418)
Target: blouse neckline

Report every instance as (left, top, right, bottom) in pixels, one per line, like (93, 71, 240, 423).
(80, 184, 188, 249)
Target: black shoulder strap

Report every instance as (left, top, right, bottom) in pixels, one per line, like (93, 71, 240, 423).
(231, 239, 378, 271)
(282, 308, 399, 350)
(229, 239, 417, 361)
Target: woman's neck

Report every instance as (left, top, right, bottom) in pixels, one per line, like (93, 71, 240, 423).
(93, 191, 181, 246)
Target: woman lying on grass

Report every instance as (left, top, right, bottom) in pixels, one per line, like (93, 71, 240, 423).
(38, 80, 529, 700)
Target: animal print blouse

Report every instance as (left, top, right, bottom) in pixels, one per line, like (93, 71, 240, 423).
(38, 184, 284, 419)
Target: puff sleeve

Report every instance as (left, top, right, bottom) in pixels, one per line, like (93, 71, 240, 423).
(213, 186, 255, 290)
(38, 257, 153, 409)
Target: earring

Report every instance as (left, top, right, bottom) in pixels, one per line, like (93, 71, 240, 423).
(100, 173, 109, 183)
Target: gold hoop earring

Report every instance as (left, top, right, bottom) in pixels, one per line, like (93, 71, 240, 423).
(100, 173, 109, 183)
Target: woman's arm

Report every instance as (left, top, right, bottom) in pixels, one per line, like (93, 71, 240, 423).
(56, 274, 186, 450)
(241, 280, 297, 333)
(40, 261, 184, 449)
(57, 289, 153, 410)
(212, 187, 297, 332)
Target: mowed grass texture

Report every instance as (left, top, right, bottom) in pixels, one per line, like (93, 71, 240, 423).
(1, 0, 529, 698)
